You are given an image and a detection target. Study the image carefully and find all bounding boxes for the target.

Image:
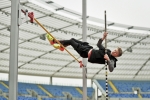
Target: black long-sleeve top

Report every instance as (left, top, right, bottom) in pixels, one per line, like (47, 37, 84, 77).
(88, 39, 118, 72)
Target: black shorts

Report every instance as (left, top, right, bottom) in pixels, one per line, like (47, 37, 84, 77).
(75, 43, 93, 58)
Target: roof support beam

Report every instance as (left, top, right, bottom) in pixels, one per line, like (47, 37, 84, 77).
(55, 7, 64, 11)
(108, 23, 114, 26)
(128, 26, 134, 30)
(51, 56, 80, 76)
(17, 23, 79, 68)
(2, 65, 150, 75)
(0, 15, 54, 53)
(46, 1, 54, 4)
(0, 0, 28, 10)
(123, 35, 149, 53)
(0, 68, 150, 78)
(2, 59, 150, 70)
(18, 49, 56, 68)
(133, 57, 150, 79)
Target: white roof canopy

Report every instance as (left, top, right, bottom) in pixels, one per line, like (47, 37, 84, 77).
(0, 0, 150, 80)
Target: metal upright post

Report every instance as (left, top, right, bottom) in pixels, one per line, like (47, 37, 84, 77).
(9, 0, 19, 100)
(49, 77, 52, 85)
(82, 0, 87, 100)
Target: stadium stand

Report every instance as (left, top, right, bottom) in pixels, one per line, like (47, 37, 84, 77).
(0, 81, 94, 100)
(97, 80, 113, 93)
(112, 80, 150, 92)
(18, 96, 37, 100)
(0, 96, 7, 100)
(42, 85, 82, 98)
(97, 80, 150, 98)
(4, 81, 47, 96)
(79, 87, 94, 98)
(108, 93, 138, 98)
(0, 84, 8, 93)
(142, 94, 150, 98)
(1, 80, 150, 99)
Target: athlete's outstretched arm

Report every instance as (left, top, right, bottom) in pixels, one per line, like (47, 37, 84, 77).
(97, 32, 108, 49)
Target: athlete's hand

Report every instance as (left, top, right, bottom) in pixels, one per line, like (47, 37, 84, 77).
(104, 54, 110, 61)
(102, 32, 108, 40)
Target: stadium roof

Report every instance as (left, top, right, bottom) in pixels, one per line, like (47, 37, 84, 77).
(0, 0, 150, 80)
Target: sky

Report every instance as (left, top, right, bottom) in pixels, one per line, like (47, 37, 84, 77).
(52, 0, 150, 28)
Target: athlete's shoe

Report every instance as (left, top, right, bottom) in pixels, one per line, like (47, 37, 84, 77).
(53, 44, 64, 51)
(46, 34, 54, 45)
(53, 44, 61, 49)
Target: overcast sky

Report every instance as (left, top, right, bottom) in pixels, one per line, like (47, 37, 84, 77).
(52, 0, 150, 28)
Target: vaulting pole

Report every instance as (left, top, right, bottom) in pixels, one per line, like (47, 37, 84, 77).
(104, 11, 108, 100)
